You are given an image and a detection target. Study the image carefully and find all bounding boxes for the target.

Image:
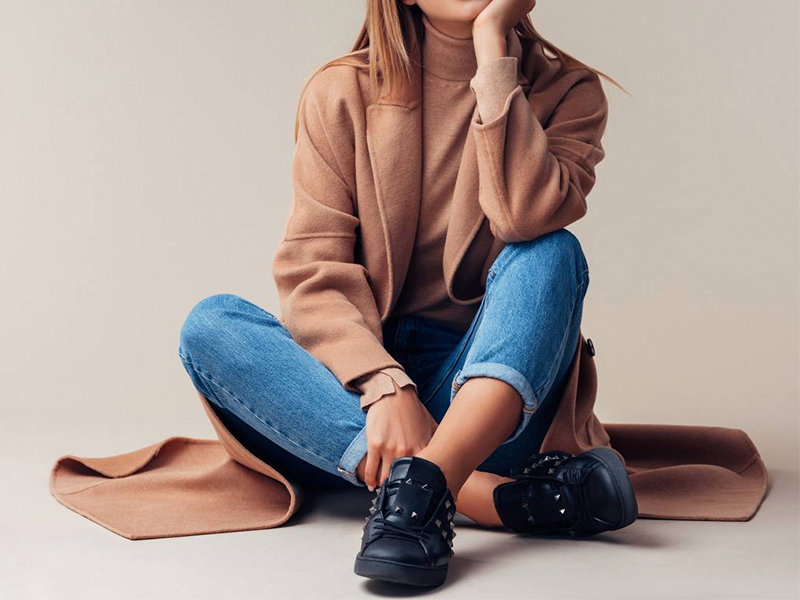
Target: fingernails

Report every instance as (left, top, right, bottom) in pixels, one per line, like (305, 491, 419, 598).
(367, 485, 374, 492)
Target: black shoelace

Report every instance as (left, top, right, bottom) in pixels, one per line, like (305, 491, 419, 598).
(371, 515, 432, 544)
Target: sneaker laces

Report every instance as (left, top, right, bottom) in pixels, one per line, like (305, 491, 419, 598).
(371, 515, 433, 544)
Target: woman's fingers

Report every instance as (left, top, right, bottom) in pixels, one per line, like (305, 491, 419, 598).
(378, 453, 393, 488)
(364, 448, 380, 491)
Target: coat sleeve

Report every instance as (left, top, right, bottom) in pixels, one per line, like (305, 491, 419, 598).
(469, 58, 609, 243)
(272, 68, 406, 393)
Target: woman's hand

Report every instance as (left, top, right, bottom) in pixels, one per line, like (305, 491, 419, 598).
(361, 386, 438, 491)
(473, 0, 536, 37)
(472, 0, 535, 66)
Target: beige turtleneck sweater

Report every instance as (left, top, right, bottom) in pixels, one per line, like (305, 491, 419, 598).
(354, 15, 521, 409)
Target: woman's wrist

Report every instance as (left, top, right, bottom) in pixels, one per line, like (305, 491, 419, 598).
(472, 25, 508, 66)
(356, 368, 418, 411)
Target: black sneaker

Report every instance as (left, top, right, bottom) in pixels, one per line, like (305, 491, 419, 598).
(493, 447, 638, 537)
(354, 456, 456, 588)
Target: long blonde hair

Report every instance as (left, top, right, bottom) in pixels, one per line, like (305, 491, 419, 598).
(295, 1, 625, 139)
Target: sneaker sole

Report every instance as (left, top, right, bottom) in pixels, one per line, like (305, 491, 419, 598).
(354, 556, 448, 588)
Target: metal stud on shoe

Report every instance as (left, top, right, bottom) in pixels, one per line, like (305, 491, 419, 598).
(394, 506, 404, 515)
(495, 448, 639, 540)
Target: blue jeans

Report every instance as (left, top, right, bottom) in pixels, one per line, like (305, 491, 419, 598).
(178, 228, 590, 490)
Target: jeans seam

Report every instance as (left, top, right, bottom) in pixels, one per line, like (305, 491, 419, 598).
(425, 244, 513, 402)
(531, 277, 587, 401)
(423, 291, 489, 404)
(180, 355, 350, 476)
(337, 426, 368, 485)
(486, 242, 518, 286)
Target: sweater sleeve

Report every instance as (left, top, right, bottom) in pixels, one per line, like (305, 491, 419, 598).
(352, 367, 419, 411)
(272, 68, 405, 393)
(469, 58, 609, 243)
(471, 56, 520, 125)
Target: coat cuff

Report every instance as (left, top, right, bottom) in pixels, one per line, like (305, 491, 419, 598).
(469, 56, 520, 125)
(353, 367, 418, 411)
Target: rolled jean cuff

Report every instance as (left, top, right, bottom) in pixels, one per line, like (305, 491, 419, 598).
(337, 426, 368, 486)
(450, 362, 538, 445)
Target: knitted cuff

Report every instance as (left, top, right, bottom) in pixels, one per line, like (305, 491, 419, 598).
(470, 56, 520, 124)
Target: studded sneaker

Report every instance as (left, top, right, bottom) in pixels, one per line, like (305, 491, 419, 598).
(493, 447, 638, 537)
(354, 456, 456, 588)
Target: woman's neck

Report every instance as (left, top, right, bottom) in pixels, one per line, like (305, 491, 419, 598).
(420, 13, 478, 82)
(422, 13, 473, 39)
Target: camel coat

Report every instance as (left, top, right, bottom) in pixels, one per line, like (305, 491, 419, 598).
(50, 31, 767, 539)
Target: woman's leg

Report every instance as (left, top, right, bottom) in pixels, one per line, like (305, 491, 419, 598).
(178, 293, 370, 489)
(416, 228, 590, 524)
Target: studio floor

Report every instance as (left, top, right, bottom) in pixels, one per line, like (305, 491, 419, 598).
(2, 430, 798, 600)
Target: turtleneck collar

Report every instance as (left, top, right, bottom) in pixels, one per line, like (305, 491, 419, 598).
(420, 14, 479, 82)
(420, 13, 524, 84)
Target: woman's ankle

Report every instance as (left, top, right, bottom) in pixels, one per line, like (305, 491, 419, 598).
(456, 470, 512, 528)
(414, 444, 469, 498)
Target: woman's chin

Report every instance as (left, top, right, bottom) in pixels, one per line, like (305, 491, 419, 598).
(422, 0, 492, 24)
(453, 0, 492, 21)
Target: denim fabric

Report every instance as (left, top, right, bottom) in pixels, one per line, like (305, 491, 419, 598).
(178, 228, 590, 490)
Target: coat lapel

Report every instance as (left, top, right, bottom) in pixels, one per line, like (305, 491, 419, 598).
(442, 114, 487, 302)
(365, 62, 423, 321)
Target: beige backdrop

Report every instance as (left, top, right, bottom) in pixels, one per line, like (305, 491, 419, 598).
(0, 2, 798, 597)
(3, 0, 797, 465)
